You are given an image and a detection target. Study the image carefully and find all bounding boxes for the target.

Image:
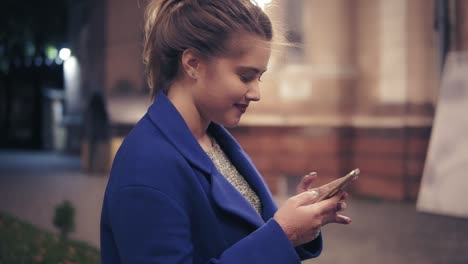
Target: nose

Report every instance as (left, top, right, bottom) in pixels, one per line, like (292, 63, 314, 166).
(246, 82, 261, 102)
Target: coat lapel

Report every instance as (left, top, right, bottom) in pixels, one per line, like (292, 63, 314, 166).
(208, 124, 279, 221)
(209, 169, 265, 227)
(147, 93, 274, 228)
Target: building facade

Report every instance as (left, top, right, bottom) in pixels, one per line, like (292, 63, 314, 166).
(75, 0, 468, 200)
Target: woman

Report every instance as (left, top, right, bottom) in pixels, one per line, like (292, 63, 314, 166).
(100, 0, 353, 263)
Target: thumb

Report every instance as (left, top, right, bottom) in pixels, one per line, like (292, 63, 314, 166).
(313, 190, 346, 213)
(290, 189, 320, 206)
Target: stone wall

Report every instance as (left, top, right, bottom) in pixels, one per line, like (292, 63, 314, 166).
(229, 124, 431, 201)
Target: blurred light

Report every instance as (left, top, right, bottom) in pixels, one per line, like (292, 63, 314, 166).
(46, 46, 58, 60)
(45, 58, 54, 66)
(64, 56, 82, 113)
(55, 57, 64, 65)
(26, 42, 35, 58)
(59, 48, 71, 61)
(64, 56, 78, 77)
(252, 0, 272, 10)
(34, 57, 43, 66)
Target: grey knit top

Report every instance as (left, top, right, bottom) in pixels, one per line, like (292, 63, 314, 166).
(205, 137, 262, 215)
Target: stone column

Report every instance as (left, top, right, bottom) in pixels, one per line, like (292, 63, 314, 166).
(456, 0, 468, 51)
(105, 0, 145, 96)
(407, 0, 437, 107)
(377, 0, 408, 104)
(302, 0, 357, 114)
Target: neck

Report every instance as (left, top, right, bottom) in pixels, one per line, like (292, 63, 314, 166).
(166, 81, 210, 142)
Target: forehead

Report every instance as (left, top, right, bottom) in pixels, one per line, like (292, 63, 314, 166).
(220, 34, 271, 69)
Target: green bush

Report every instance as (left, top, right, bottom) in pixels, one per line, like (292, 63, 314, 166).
(53, 200, 75, 240)
(0, 212, 100, 263)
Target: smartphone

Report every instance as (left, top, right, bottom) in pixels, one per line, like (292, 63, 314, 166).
(316, 168, 360, 202)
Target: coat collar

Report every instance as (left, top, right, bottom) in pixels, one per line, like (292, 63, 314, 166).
(147, 92, 214, 175)
(147, 92, 277, 227)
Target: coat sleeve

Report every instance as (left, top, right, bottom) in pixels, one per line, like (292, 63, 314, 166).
(295, 234, 323, 260)
(108, 186, 304, 264)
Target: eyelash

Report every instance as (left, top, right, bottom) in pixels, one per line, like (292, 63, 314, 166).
(240, 75, 262, 83)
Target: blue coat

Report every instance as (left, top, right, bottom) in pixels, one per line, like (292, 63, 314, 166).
(100, 93, 322, 263)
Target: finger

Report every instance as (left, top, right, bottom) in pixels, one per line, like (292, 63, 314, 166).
(304, 172, 318, 186)
(321, 212, 352, 226)
(310, 190, 346, 214)
(337, 201, 347, 211)
(341, 191, 350, 200)
(290, 189, 320, 206)
(296, 172, 317, 193)
(302, 188, 321, 205)
(335, 214, 352, 224)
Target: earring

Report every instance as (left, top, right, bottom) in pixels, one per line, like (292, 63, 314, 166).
(191, 72, 197, 78)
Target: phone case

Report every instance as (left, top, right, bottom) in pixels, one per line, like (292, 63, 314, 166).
(316, 168, 360, 202)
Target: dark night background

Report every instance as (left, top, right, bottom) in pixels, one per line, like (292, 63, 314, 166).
(0, 0, 89, 149)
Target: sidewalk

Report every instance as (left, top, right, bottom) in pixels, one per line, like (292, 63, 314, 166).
(0, 151, 106, 248)
(1, 151, 467, 264)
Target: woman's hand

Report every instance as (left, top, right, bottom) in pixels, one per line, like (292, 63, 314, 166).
(274, 189, 351, 247)
(296, 171, 358, 199)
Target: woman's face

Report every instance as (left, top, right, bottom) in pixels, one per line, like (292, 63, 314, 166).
(193, 35, 271, 128)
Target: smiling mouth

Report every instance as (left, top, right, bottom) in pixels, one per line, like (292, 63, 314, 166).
(234, 104, 248, 113)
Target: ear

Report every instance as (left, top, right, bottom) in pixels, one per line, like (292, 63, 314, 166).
(181, 49, 202, 79)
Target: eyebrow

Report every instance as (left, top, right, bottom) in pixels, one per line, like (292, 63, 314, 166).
(235, 66, 267, 74)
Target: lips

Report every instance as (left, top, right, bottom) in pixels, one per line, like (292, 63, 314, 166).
(234, 103, 248, 114)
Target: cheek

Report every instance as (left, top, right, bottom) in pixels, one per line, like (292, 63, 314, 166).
(224, 76, 248, 97)
(209, 76, 245, 98)
(202, 65, 246, 101)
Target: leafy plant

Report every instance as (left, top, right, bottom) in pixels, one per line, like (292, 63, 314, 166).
(53, 200, 75, 240)
(0, 211, 100, 263)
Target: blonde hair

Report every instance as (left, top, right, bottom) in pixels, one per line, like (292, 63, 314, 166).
(143, 0, 273, 99)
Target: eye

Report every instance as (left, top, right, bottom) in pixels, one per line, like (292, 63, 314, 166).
(237, 69, 267, 83)
(239, 74, 257, 83)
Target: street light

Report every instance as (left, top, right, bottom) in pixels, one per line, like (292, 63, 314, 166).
(59, 48, 71, 61)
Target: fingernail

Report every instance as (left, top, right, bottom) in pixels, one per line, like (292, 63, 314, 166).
(339, 201, 347, 210)
(309, 172, 317, 176)
(309, 190, 319, 198)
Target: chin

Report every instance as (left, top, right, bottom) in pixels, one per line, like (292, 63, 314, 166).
(219, 117, 241, 128)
